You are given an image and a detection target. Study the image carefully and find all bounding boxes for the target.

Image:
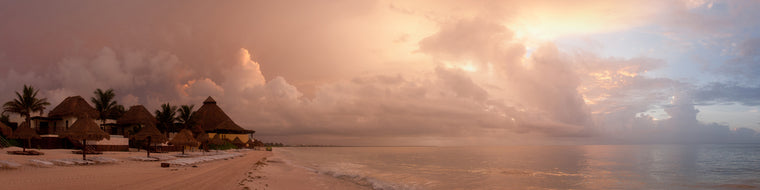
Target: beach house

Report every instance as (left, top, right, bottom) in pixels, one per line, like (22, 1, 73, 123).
(26, 96, 128, 150)
(30, 96, 99, 136)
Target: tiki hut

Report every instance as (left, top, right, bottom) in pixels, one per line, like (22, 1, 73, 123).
(48, 96, 99, 119)
(0, 122, 12, 137)
(188, 97, 254, 134)
(169, 129, 199, 155)
(209, 133, 226, 151)
(132, 123, 167, 158)
(116, 105, 157, 136)
(11, 122, 40, 152)
(232, 137, 244, 149)
(60, 115, 110, 160)
(195, 131, 210, 152)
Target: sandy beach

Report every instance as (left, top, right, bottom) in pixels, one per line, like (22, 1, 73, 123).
(0, 147, 366, 190)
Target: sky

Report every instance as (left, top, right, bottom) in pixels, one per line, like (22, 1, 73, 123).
(1, 0, 759, 146)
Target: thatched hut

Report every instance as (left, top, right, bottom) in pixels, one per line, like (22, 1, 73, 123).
(195, 131, 210, 152)
(44, 96, 100, 135)
(132, 123, 167, 158)
(116, 105, 157, 136)
(60, 115, 110, 160)
(208, 133, 227, 151)
(169, 129, 199, 155)
(232, 137, 244, 149)
(11, 122, 40, 152)
(187, 96, 254, 142)
(0, 122, 12, 137)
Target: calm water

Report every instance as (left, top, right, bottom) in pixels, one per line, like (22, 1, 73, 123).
(274, 145, 760, 190)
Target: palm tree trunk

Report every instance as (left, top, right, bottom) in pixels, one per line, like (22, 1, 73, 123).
(146, 137, 151, 158)
(82, 139, 87, 160)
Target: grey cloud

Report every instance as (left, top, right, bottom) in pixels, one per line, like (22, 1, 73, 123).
(694, 82, 760, 106)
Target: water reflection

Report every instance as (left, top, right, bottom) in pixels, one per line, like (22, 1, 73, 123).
(277, 145, 760, 190)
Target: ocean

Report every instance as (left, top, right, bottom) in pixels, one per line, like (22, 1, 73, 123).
(273, 144, 760, 190)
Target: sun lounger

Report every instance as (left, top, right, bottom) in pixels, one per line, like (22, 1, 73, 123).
(28, 159, 55, 167)
(0, 160, 22, 169)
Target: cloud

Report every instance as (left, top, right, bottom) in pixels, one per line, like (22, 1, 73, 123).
(694, 82, 760, 106)
(1, 0, 758, 145)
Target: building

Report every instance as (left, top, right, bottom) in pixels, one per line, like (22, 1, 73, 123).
(188, 96, 255, 142)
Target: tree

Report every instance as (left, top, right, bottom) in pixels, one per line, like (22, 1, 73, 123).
(106, 104, 126, 120)
(91, 88, 118, 125)
(2, 85, 50, 124)
(177, 104, 195, 129)
(155, 103, 177, 137)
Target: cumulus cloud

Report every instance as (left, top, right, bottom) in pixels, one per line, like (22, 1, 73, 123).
(1, 0, 758, 145)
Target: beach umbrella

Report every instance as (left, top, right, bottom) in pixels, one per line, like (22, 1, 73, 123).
(232, 137, 244, 149)
(133, 123, 167, 158)
(169, 129, 199, 155)
(11, 122, 40, 152)
(209, 134, 226, 152)
(61, 115, 110, 160)
(195, 131, 209, 152)
(0, 122, 12, 137)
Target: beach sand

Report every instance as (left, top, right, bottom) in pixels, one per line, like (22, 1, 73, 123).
(0, 147, 367, 190)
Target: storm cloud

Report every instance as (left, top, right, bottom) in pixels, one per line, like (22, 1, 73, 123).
(1, 0, 759, 145)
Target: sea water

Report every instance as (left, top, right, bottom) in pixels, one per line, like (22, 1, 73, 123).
(274, 144, 760, 190)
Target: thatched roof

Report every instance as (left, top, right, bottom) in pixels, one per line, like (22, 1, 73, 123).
(60, 115, 110, 141)
(213, 120, 254, 133)
(133, 123, 167, 143)
(188, 96, 251, 134)
(48, 96, 99, 118)
(117, 105, 157, 125)
(170, 129, 199, 147)
(209, 133, 226, 145)
(232, 137, 244, 145)
(0, 122, 12, 137)
(195, 131, 209, 143)
(11, 122, 40, 139)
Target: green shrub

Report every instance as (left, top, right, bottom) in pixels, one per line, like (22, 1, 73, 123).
(208, 141, 237, 150)
(266, 146, 272, 151)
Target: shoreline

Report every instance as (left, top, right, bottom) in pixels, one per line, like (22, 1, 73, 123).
(242, 148, 370, 190)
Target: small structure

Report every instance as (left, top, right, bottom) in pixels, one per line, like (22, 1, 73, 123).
(195, 131, 210, 152)
(0, 122, 12, 137)
(232, 137, 244, 149)
(245, 138, 255, 149)
(168, 129, 199, 155)
(133, 123, 167, 158)
(11, 122, 40, 152)
(208, 133, 227, 151)
(60, 115, 110, 160)
(116, 105, 157, 136)
(43, 96, 100, 135)
(187, 96, 254, 143)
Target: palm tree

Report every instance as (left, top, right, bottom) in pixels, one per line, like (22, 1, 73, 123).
(155, 103, 177, 137)
(91, 88, 118, 125)
(2, 85, 50, 124)
(177, 104, 195, 128)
